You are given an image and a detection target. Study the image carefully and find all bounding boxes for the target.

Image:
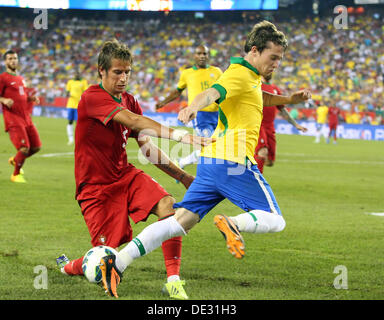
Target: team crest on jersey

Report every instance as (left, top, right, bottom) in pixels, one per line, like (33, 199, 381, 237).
(99, 235, 107, 244)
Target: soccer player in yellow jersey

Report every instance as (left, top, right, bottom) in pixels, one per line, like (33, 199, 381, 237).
(314, 103, 329, 143)
(156, 45, 222, 170)
(65, 72, 88, 145)
(100, 21, 311, 298)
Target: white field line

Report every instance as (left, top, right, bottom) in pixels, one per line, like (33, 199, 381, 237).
(365, 213, 384, 217)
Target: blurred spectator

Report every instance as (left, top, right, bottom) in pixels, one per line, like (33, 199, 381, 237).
(0, 7, 383, 119)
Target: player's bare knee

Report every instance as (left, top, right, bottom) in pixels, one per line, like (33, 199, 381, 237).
(152, 195, 175, 218)
(266, 160, 274, 167)
(174, 208, 199, 233)
(19, 147, 29, 156)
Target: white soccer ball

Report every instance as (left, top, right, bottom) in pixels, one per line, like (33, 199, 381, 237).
(81, 245, 118, 283)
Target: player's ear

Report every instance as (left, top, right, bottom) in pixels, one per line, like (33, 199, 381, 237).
(98, 67, 105, 78)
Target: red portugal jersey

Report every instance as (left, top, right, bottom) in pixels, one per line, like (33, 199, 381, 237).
(0, 72, 31, 131)
(328, 106, 340, 125)
(74, 84, 143, 197)
(261, 82, 284, 126)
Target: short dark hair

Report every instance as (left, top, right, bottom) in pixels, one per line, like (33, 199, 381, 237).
(97, 39, 133, 78)
(244, 21, 288, 54)
(3, 50, 16, 60)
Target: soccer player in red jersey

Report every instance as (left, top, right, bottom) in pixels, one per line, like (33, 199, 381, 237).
(56, 40, 213, 300)
(327, 103, 340, 144)
(0, 50, 41, 183)
(254, 74, 307, 173)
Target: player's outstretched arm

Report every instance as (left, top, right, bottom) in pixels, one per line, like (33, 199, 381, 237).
(262, 89, 311, 107)
(136, 135, 194, 188)
(113, 109, 214, 147)
(156, 89, 182, 110)
(178, 87, 220, 124)
(280, 107, 308, 132)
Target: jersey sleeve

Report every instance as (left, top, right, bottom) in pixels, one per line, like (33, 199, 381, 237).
(176, 69, 187, 92)
(211, 68, 246, 104)
(84, 91, 124, 126)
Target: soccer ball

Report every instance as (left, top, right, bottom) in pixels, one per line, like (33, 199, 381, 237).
(81, 245, 118, 283)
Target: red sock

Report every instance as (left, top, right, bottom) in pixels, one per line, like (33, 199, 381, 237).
(13, 151, 27, 175)
(255, 156, 264, 173)
(161, 236, 182, 278)
(63, 257, 84, 276)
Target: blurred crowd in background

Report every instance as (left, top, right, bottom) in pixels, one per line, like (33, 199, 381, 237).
(0, 6, 383, 125)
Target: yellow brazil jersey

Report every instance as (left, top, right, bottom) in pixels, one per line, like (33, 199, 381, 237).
(200, 57, 263, 166)
(177, 65, 222, 112)
(316, 106, 329, 124)
(66, 79, 88, 109)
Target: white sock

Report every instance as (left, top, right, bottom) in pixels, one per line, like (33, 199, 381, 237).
(167, 275, 180, 282)
(67, 124, 74, 142)
(116, 216, 186, 273)
(179, 150, 200, 167)
(230, 210, 286, 234)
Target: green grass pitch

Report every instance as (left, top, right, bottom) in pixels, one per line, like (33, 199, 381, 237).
(0, 115, 383, 300)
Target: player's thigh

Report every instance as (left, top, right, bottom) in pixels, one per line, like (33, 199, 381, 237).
(8, 126, 30, 150)
(67, 108, 77, 122)
(266, 131, 276, 161)
(217, 161, 281, 215)
(125, 170, 171, 223)
(26, 124, 42, 149)
(173, 159, 225, 220)
(80, 195, 132, 248)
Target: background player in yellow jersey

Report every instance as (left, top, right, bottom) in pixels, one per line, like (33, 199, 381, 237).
(156, 45, 222, 170)
(314, 102, 329, 143)
(99, 21, 311, 298)
(65, 72, 88, 145)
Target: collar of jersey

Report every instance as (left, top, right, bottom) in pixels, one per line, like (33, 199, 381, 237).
(6, 71, 17, 76)
(99, 82, 122, 103)
(192, 64, 210, 70)
(230, 57, 260, 75)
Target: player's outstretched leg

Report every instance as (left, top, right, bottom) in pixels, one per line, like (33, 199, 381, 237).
(214, 214, 245, 259)
(100, 254, 123, 298)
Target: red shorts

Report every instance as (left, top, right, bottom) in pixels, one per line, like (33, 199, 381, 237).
(329, 122, 338, 131)
(254, 126, 268, 157)
(77, 167, 170, 248)
(263, 125, 277, 162)
(8, 124, 42, 150)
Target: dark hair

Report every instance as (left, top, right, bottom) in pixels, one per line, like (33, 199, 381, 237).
(97, 39, 133, 78)
(244, 21, 288, 53)
(3, 50, 16, 60)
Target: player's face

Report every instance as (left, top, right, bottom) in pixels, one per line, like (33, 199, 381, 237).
(100, 58, 131, 97)
(251, 42, 284, 78)
(194, 47, 209, 68)
(5, 53, 18, 72)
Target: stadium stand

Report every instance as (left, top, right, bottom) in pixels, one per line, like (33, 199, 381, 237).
(0, 5, 383, 125)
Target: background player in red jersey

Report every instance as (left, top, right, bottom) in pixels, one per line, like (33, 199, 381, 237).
(56, 39, 213, 300)
(327, 102, 340, 144)
(255, 74, 307, 173)
(0, 50, 41, 183)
